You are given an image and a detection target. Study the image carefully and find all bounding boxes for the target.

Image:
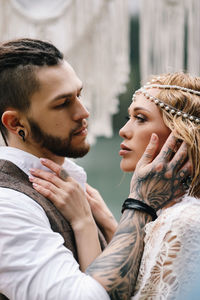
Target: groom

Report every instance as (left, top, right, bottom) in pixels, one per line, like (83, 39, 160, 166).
(0, 38, 190, 300)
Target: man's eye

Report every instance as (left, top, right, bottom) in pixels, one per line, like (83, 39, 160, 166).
(55, 100, 71, 109)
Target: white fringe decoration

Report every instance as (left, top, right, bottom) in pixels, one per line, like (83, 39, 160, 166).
(187, 0, 200, 76)
(139, 0, 200, 83)
(0, 0, 130, 144)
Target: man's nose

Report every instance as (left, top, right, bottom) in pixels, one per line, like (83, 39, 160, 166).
(73, 99, 90, 121)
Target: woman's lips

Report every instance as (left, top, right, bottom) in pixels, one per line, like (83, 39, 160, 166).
(119, 143, 132, 156)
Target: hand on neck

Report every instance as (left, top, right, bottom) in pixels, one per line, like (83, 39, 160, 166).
(8, 137, 65, 166)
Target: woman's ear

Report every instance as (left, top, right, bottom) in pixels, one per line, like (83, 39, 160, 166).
(2, 110, 27, 138)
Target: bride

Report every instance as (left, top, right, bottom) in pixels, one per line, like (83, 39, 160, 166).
(29, 71, 200, 299)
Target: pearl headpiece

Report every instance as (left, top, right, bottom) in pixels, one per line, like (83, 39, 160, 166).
(132, 84, 200, 124)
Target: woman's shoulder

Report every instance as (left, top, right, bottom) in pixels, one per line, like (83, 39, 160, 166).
(163, 195, 200, 224)
(152, 195, 200, 240)
(136, 196, 200, 300)
(145, 195, 200, 240)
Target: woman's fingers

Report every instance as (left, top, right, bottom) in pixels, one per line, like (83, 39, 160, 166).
(40, 158, 61, 175)
(40, 158, 71, 182)
(29, 168, 63, 187)
(28, 159, 94, 226)
(29, 175, 60, 201)
(86, 183, 99, 198)
(30, 172, 89, 220)
(29, 167, 74, 190)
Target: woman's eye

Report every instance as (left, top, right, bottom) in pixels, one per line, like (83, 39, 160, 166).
(134, 114, 146, 122)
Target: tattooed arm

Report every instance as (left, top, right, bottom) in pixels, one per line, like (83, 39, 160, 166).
(87, 209, 150, 299)
(86, 133, 192, 299)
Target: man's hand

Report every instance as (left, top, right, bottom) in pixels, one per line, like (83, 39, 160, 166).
(129, 132, 192, 210)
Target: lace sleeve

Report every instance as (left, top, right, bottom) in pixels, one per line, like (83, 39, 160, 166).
(132, 199, 200, 300)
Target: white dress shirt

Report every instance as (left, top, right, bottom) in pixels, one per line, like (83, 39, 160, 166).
(0, 147, 110, 300)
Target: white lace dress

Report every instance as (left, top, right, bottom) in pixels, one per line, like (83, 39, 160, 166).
(132, 196, 200, 300)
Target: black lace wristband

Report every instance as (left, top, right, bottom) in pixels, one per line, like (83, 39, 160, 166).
(121, 198, 158, 220)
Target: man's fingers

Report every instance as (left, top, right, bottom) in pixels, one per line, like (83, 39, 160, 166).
(178, 159, 193, 185)
(137, 133, 159, 167)
(169, 141, 188, 171)
(157, 132, 182, 162)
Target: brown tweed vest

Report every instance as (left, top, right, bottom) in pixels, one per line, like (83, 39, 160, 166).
(0, 159, 106, 300)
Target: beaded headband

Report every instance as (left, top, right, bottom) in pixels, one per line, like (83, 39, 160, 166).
(132, 84, 200, 124)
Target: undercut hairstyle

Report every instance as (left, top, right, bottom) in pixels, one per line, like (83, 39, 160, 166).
(0, 38, 64, 144)
(148, 72, 200, 198)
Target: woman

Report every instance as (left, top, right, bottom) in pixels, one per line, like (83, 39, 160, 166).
(119, 72, 200, 299)
(29, 71, 200, 298)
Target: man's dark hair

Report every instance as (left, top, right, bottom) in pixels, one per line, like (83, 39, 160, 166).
(0, 38, 64, 144)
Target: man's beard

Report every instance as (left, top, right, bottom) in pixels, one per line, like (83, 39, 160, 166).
(28, 118, 90, 158)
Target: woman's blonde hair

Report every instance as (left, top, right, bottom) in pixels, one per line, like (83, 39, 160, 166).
(147, 72, 200, 198)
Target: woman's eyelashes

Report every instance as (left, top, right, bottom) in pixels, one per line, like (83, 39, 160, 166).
(134, 114, 146, 123)
(125, 114, 147, 123)
(125, 116, 130, 121)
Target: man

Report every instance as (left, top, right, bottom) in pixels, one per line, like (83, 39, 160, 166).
(0, 38, 190, 300)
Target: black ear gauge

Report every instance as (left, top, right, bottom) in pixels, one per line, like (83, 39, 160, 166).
(18, 129, 25, 142)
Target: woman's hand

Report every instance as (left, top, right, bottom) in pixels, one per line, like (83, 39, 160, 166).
(29, 158, 92, 230)
(29, 158, 102, 271)
(86, 183, 118, 243)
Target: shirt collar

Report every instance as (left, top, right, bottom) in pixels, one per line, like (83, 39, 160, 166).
(0, 146, 87, 190)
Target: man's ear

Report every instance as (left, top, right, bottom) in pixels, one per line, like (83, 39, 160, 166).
(2, 110, 27, 137)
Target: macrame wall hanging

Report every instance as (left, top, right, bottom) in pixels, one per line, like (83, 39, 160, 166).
(139, 0, 200, 83)
(0, 0, 130, 144)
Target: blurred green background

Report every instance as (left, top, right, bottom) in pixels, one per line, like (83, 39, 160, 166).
(77, 16, 140, 221)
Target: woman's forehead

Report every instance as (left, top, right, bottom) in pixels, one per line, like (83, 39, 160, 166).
(129, 88, 162, 111)
(130, 92, 156, 110)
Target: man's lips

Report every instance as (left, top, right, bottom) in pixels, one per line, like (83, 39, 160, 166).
(73, 126, 88, 136)
(119, 143, 132, 156)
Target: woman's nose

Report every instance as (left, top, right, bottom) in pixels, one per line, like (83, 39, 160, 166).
(119, 122, 132, 139)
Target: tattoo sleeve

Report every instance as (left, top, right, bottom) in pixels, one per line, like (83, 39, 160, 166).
(86, 135, 191, 299)
(86, 209, 152, 300)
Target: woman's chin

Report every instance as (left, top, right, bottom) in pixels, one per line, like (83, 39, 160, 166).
(120, 160, 136, 173)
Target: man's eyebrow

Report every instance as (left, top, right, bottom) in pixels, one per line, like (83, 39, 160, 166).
(51, 86, 83, 103)
(51, 93, 73, 102)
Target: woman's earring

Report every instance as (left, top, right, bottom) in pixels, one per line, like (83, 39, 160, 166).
(18, 129, 25, 142)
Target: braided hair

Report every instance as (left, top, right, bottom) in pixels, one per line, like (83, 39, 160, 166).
(0, 38, 64, 144)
